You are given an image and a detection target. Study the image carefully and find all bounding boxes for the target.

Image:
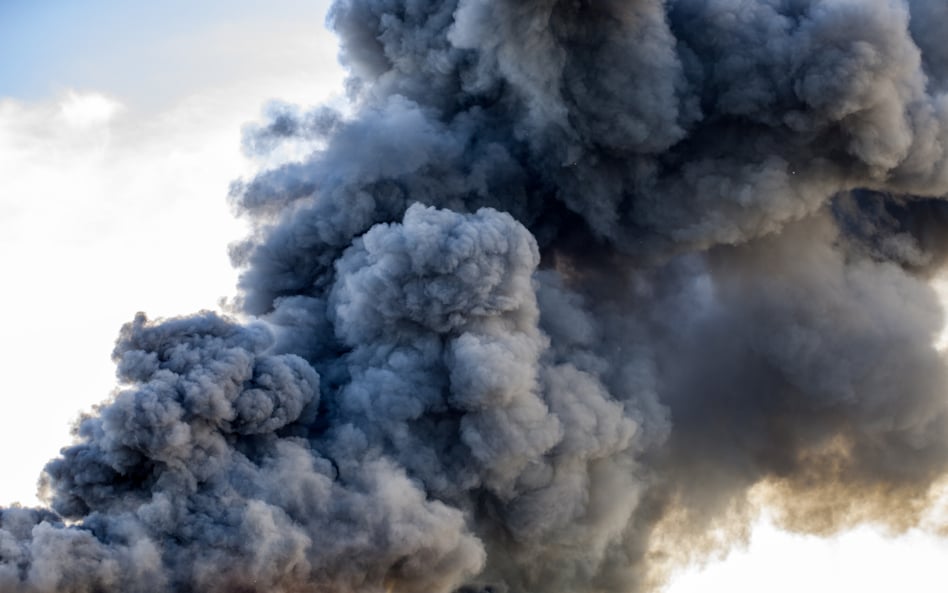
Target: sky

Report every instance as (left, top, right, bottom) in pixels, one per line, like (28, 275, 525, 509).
(0, 1, 946, 591)
(0, 0, 343, 507)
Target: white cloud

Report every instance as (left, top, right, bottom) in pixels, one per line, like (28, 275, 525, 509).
(58, 91, 123, 127)
(666, 513, 948, 593)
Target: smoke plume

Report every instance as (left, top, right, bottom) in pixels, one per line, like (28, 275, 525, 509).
(4, 0, 948, 591)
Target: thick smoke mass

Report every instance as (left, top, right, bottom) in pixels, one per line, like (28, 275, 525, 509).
(5, 0, 948, 591)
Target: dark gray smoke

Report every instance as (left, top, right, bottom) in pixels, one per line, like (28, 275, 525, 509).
(4, 0, 948, 591)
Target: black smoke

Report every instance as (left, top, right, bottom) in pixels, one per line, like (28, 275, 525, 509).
(4, 1, 948, 591)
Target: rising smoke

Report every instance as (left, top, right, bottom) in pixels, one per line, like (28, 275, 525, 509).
(4, 0, 948, 591)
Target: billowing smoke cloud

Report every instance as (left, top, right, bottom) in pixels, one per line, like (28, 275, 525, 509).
(4, 0, 948, 591)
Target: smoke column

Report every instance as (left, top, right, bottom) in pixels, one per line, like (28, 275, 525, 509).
(4, 0, 948, 591)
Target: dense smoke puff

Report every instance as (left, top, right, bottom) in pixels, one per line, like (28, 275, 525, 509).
(5, 1, 948, 592)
